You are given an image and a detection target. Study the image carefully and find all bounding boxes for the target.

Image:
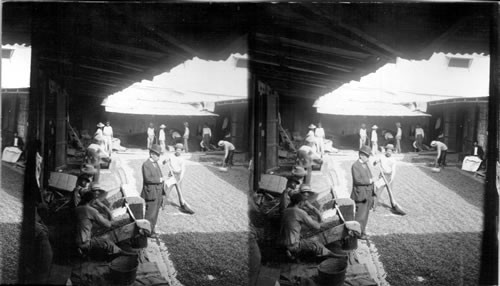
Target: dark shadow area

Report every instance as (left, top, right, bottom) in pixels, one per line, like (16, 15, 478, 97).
(370, 231, 482, 286)
(161, 231, 249, 286)
(0, 222, 21, 284)
(416, 165, 484, 209)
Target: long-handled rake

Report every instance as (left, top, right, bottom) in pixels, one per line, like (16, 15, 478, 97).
(377, 164, 406, 216)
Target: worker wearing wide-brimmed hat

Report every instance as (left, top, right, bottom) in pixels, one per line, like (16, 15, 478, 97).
(351, 145, 377, 240)
(279, 166, 306, 214)
(72, 164, 97, 207)
(158, 124, 167, 153)
(280, 192, 338, 260)
(141, 144, 165, 237)
(94, 122, 104, 138)
(164, 143, 194, 214)
(371, 125, 379, 155)
(373, 144, 397, 211)
(85, 135, 108, 183)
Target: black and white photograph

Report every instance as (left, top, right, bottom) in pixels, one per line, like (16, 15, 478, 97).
(1, 2, 498, 286)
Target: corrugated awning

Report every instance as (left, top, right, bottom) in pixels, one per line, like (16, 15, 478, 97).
(104, 100, 218, 116)
(317, 101, 430, 117)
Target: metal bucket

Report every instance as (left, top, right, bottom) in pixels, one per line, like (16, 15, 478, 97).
(109, 255, 139, 286)
(317, 257, 348, 286)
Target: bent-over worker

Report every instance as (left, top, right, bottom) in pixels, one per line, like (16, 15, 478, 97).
(218, 140, 235, 168)
(430, 140, 448, 167)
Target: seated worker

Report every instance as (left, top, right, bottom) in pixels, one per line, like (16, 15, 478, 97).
(430, 140, 448, 167)
(280, 193, 336, 260)
(86, 135, 109, 183)
(279, 166, 306, 214)
(462, 141, 485, 172)
(296, 142, 323, 185)
(471, 141, 484, 160)
(218, 140, 236, 168)
(72, 164, 96, 207)
(373, 144, 397, 211)
(75, 191, 135, 259)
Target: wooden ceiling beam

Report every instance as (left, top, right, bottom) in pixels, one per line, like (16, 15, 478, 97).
(109, 6, 202, 59)
(309, 6, 404, 58)
(253, 40, 365, 68)
(253, 50, 354, 73)
(61, 76, 119, 88)
(249, 59, 354, 83)
(255, 33, 370, 60)
(417, 16, 471, 59)
(289, 6, 397, 60)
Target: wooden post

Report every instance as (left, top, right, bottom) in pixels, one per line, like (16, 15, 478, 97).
(479, 4, 499, 285)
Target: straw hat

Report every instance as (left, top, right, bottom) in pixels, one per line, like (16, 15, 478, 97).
(385, 144, 395, 151)
(160, 124, 166, 129)
(372, 125, 378, 129)
(97, 122, 105, 128)
(174, 143, 184, 150)
(308, 124, 317, 129)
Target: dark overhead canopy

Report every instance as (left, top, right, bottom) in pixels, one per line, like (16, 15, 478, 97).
(249, 3, 492, 100)
(2, 3, 492, 101)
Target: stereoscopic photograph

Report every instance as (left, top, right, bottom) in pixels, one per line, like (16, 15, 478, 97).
(1, 2, 498, 286)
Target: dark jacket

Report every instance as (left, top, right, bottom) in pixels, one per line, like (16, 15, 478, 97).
(141, 159, 164, 201)
(350, 160, 375, 203)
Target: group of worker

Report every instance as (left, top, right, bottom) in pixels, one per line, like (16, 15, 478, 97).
(277, 122, 405, 261)
(147, 122, 190, 153)
(359, 122, 403, 155)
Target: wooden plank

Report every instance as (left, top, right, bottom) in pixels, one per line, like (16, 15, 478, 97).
(99, 222, 137, 244)
(306, 223, 347, 246)
(259, 174, 287, 195)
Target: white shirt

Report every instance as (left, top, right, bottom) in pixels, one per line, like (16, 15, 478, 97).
(473, 147, 478, 156)
(359, 128, 367, 138)
(220, 141, 235, 151)
(103, 126, 113, 137)
(147, 127, 155, 137)
(183, 127, 190, 139)
(433, 141, 448, 151)
(315, 128, 325, 138)
(371, 130, 378, 142)
(159, 129, 165, 141)
(203, 127, 212, 136)
(169, 154, 185, 174)
(415, 128, 424, 137)
(396, 127, 402, 138)
(95, 128, 103, 137)
(379, 155, 396, 175)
